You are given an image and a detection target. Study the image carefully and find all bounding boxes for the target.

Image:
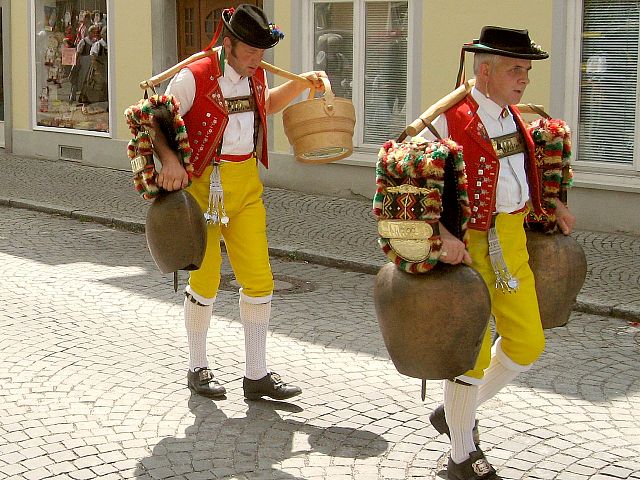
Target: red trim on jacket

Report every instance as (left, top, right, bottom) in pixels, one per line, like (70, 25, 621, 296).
(444, 95, 543, 231)
(183, 54, 269, 177)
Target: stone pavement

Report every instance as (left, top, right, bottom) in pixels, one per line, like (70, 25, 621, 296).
(0, 152, 639, 321)
(0, 206, 639, 480)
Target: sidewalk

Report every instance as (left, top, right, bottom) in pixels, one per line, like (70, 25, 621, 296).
(1, 151, 639, 321)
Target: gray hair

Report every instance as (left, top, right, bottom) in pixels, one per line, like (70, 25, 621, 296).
(473, 53, 500, 75)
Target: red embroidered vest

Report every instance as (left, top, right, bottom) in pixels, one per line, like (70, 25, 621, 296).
(445, 95, 544, 231)
(183, 54, 269, 178)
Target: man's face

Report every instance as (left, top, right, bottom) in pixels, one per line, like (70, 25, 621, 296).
(224, 37, 265, 77)
(486, 56, 532, 106)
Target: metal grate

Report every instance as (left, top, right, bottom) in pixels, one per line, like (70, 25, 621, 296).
(59, 145, 83, 161)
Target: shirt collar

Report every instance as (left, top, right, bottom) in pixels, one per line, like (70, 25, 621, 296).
(471, 86, 508, 120)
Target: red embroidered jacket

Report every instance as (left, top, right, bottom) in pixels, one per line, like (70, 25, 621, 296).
(183, 54, 269, 178)
(444, 95, 544, 231)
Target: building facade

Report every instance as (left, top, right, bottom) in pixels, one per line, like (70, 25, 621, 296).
(2, 0, 639, 234)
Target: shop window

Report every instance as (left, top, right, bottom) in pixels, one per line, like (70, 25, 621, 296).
(579, 0, 639, 165)
(308, 1, 409, 147)
(33, 1, 109, 134)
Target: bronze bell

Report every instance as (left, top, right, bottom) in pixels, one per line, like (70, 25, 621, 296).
(374, 262, 491, 380)
(146, 189, 207, 274)
(526, 231, 587, 329)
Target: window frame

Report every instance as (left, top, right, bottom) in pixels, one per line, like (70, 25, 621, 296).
(564, 0, 640, 176)
(300, 0, 422, 165)
(29, 0, 113, 138)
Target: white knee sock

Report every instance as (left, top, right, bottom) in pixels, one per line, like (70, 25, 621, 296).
(477, 337, 531, 406)
(239, 299, 270, 380)
(184, 295, 213, 372)
(444, 379, 478, 464)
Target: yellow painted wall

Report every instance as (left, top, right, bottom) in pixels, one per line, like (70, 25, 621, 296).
(421, 0, 553, 113)
(11, 2, 29, 130)
(112, 2, 154, 140)
(270, 0, 293, 152)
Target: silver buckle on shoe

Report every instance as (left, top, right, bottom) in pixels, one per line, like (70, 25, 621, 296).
(472, 458, 493, 476)
(198, 369, 213, 383)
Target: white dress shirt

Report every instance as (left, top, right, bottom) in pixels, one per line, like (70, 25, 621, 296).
(165, 51, 270, 156)
(424, 87, 529, 213)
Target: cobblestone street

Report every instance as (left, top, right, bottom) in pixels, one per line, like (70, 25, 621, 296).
(1, 207, 639, 479)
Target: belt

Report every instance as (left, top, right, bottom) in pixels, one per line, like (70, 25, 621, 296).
(490, 205, 529, 227)
(508, 204, 529, 215)
(216, 153, 254, 163)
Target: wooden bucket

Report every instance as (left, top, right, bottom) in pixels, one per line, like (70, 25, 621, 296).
(282, 77, 355, 164)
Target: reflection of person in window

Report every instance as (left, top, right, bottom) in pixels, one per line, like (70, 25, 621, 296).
(583, 53, 607, 137)
(69, 24, 100, 102)
(383, 37, 407, 131)
(83, 26, 108, 103)
(586, 53, 607, 79)
(316, 33, 348, 97)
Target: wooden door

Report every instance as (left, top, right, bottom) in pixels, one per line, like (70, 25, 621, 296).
(177, 0, 263, 61)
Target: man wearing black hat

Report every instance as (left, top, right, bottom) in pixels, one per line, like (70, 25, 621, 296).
(419, 27, 576, 479)
(151, 5, 327, 401)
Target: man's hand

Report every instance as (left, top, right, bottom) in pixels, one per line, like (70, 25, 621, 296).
(155, 151, 189, 191)
(298, 70, 329, 93)
(439, 223, 472, 265)
(267, 70, 329, 114)
(149, 116, 189, 191)
(555, 201, 576, 235)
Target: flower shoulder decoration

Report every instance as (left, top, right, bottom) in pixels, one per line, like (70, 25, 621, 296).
(526, 117, 573, 231)
(269, 23, 285, 40)
(124, 95, 194, 199)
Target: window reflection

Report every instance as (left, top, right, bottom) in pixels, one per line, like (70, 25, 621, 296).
(312, 1, 408, 146)
(35, 0, 109, 133)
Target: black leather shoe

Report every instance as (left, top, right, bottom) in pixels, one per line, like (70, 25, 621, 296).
(430, 404, 480, 446)
(187, 368, 226, 398)
(447, 450, 501, 480)
(243, 372, 302, 401)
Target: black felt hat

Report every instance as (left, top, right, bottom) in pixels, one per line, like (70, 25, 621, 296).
(463, 26, 548, 60)
(222, 4, 283, 49)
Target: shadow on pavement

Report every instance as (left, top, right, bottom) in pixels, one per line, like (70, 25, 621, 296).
(134, 395, 389, 479)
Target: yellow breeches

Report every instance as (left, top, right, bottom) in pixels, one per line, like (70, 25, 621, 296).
(186, 159, 274, 300)
(464, 212, 545, 379)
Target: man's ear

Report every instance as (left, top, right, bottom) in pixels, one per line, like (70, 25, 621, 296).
(477, 62, 491, 83)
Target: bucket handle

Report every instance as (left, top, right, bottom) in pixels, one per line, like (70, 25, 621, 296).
(317, 77, 336, 116)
